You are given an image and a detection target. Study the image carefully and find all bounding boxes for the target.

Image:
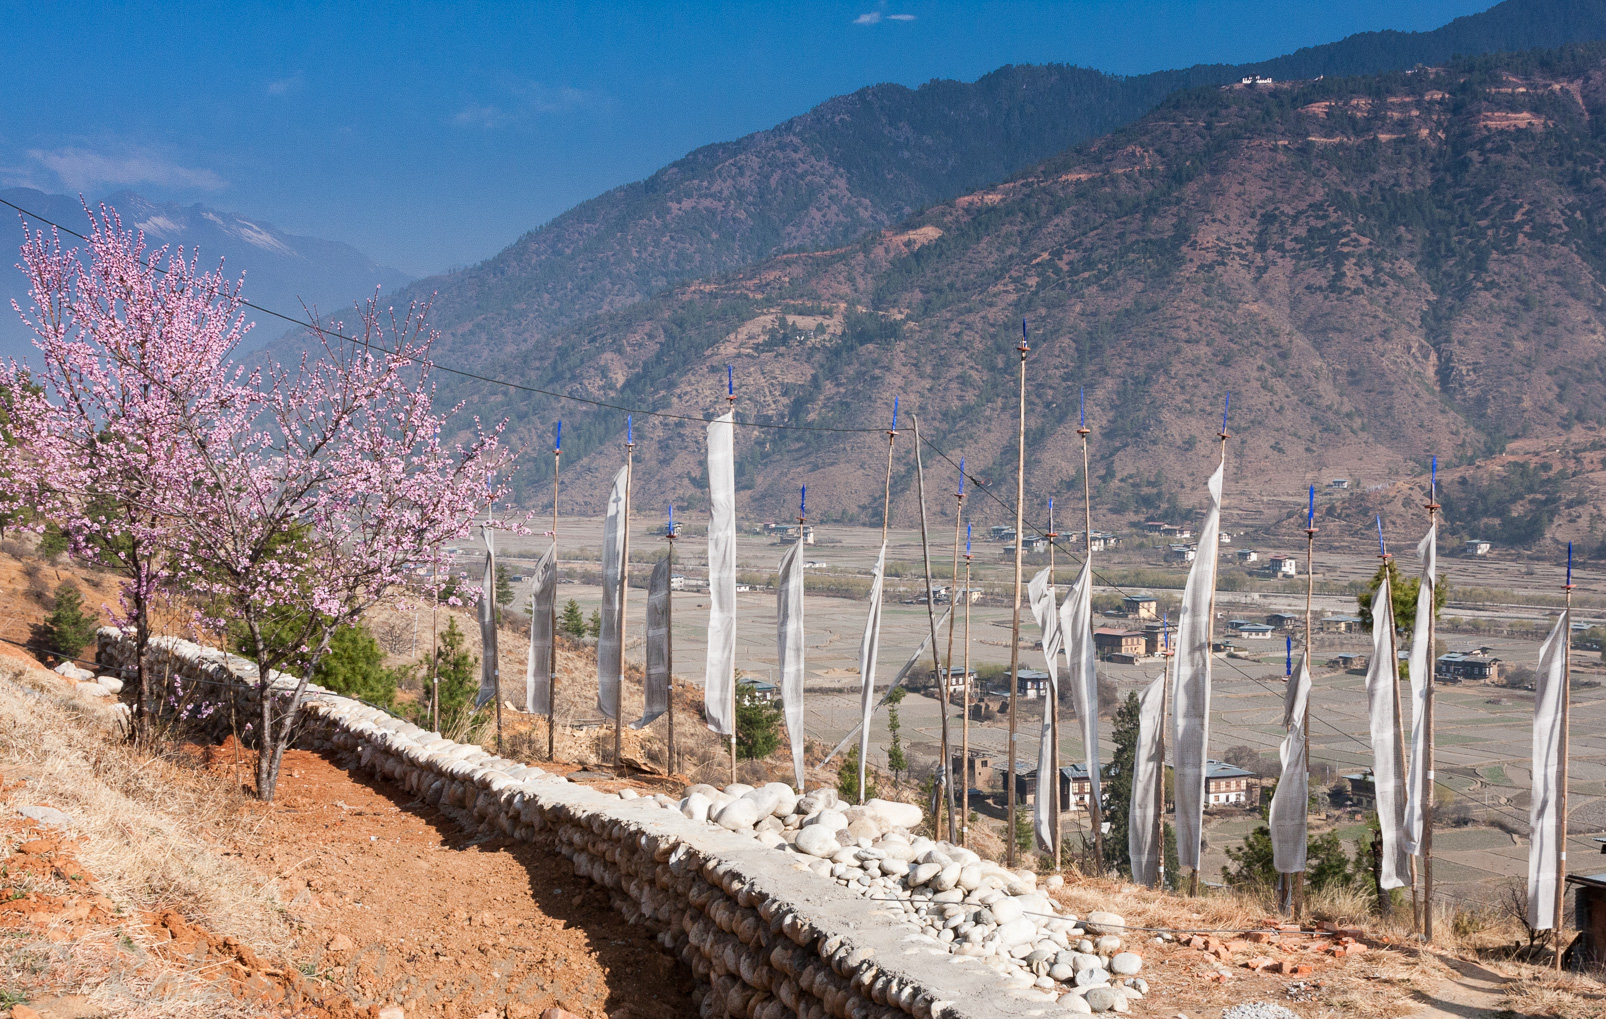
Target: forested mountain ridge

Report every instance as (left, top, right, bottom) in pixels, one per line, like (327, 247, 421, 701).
(463, 44, 1606, 556)
(363, 0, 1606, 373)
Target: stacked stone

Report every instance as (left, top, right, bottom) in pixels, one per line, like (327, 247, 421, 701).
(94, 628, 1149, 1018)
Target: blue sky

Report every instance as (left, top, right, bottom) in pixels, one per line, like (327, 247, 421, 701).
(0, 1, 1493, 276)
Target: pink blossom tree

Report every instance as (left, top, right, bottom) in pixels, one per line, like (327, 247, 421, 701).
(2, 207, 252, 739)
(163, 298, 511, 800)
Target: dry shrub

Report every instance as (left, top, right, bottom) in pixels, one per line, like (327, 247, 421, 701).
(1503, 966, 1606, 1019)
(0, 658, 290, 952)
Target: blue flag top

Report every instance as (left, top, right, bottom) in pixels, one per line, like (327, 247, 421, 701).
(1162, 610, 1169, 652)
(1222, 393, 1231, 435)
(1307, 485, 1315, 528)
(555, 419, 562, 452)
(1079, 386, 1085, 428)
(627, 414, 633, 444)
(800, 486, 807, 520)
(1568, 541, 1574, 587)
(1430, 455, 1437, 496)
(1286, 636, 1293, 677)
(727, 364, 734, 397)
(966, 522, 972, 556)
(957, 457, 965, 497)
(667, 504, 674, 537)
(891, 396, 899, 432)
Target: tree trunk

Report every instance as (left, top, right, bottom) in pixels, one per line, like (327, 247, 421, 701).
(1372, 828, 1390, 918)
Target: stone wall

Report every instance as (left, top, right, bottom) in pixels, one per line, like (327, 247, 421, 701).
(95, 629, 1056, 1019)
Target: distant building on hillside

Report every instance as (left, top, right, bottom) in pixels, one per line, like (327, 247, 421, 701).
(1464, 539, 1492, 556)
(1266, 554, 1298, 577)
(1123, 594, 1158, 619)
(1328, 479, 1351, 490)
(1437, 651, 1501, 683)
(1094, 628, 1147, 660)
(1236, 548, 1259, 563)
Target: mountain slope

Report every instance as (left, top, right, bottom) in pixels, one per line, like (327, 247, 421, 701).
(385, 0, 1606, 371)
(461, 43, 1606, 556)
(1, 189, 411, 359)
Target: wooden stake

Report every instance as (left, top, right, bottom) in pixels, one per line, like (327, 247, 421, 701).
(728, 379, 738, 786)
(666, 514, 677, 778)
(1078, 410, 1104, 873)
(912, 416, 957, 842)
(431, 556, 440, 733)
(1156, 628, 1171, 890)
(1379, 528, 1406, 923)
(549, 427, 561, 761)
(1007, 323, 1029, 868)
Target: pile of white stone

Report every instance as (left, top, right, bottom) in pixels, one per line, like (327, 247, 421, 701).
(51, 660, 128, 711)
(621, 780, 1148, 1015)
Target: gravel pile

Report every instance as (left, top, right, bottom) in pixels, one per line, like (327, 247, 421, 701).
(625, 781, 1150, 1014)
(1221, 1004, 1301, 1019)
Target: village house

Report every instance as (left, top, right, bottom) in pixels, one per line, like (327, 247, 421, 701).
(1328, 478, 1351, 490)
(1233, 621, 1275, 640)
(1087, 530, 1121, 551)
(1236, 548, 1259, 563)
(1265, 612, 1300, 630)
(1165, 543, 1198, 563)
(992, 669, 1051, 701)
(1143, 621, 1176, 655)
(1321, 614, 1363, 634)
(990, 525, 1015, 541)
(952, 751, 996, 791)
(1463, 539, 1492, 556)
(1343, 771, 1377, 809)
(1093, 627, 1147, 661)
(1265, 554, 1298, 577)
(1437, 650, 1501, 682)
(1204, 760, 1258, 807)
(1332, 652, 1369, 672)
(1123, 594, 1158, 619)
(1013, 763, 1103, 812)
(738, 678, 778, 703)
(932, 665, 978, 697)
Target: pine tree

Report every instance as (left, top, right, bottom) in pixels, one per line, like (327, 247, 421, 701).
(1104, 691, 1142, 876)
(587, 608, 602, 638)
(884, 685, 907, 780)
(560, 598, 586, 637)
(495, 563, 514, 621)
(313, 621, 397, 708)
(837, 746, 876, 802)
(31, 582, 99, 663)
(420, 617, 479, 732)
(734, 683, 781, 760)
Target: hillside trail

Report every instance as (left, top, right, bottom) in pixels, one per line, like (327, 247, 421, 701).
(1412, 953, 1509, 1018)
(224, 742, 697, 1019)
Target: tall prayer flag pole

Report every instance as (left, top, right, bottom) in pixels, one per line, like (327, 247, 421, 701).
(548, 420, 562, 760)
(1422, 457, 1440, 940)
(727, 369, 738, 782)
(1556, 542, 1575, 970)
(666, 504, 677, 776)
(1007, 320, 1029, 867)
(1294, 485, 1317, 918)
(913, 415, 958, 841)
(942, 458, 966, 841)
(1077, 388, 1105, 872)
(860, 397, 899, 803)
(961, 522, 974, 847)
(1187, 394, 1229, 896)
(1046, 496, 1061, 871)
(615, 416, 635, 770)
(1155, 613, 1171, 889)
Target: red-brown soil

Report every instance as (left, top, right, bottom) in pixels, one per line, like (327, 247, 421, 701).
(228, 744, 698, 1019)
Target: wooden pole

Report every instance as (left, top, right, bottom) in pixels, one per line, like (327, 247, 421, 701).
(942, 460, 966, 842)
(728, 379, 738, 785)
(1380, 525, 1407, 923)
(1422, 470, 1439, 941)
(492, 518, 503, 756)
(431, 556, 440, 733)
(961, 529, 974, 847)
(864, 400, 898, 805)
(1293, 490, 1316, 920)
(1047, 498, 1060, 872)
(549, 427, 561, 761)
(666, 512, 677, 778)
(1078, 407, 1104, 873)
(1155, 619, 1171, 890)
(912, 416, 957, 842)
(616, 426, 634, 772)
(1007, 322, 1029, 868)
(1557, 546, 1574, 970)
(1192, 404, 1228, 896)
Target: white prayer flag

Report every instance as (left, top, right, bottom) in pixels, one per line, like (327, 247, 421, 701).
(1527, 610, 1569, 930)
(1270, 660, 1311, 874)
(476, 525, 499, 710)
(1173, 462, 1224, 873)
(1404, 523, 1436, 855)
(632, 557, 671, 729)
(1028, 567, 1061, 852)
(1129, 673, 1166, 887)
(704, 412, 737, 736)
(1363, 573, 1410, 889)
(1058, 557, 1103, 816)
(596, 465, 629, 720)
(777, 539, 807, 789)
(855, 543, 887, 799)
(526, 543, 556, 714)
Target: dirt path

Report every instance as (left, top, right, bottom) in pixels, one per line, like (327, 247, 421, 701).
(1412, 955, 1509, 1018)
(233, 746, 697, 1019)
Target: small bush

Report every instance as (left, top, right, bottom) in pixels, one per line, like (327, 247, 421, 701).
(29, 582, 99, 663)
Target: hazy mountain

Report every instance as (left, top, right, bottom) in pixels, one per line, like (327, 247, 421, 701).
(460, 43, 1606, 558)
(1, 188, 411, 360)
(369, 0, 1606, 372)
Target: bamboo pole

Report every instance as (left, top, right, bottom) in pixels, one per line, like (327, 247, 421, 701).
(1007, 322, 1029, 868)
(549, 423, 561, 761)
(863, 399, 899, 805)
(431, 556, 440, 733)
(913, 416, 957, 841)
(942, 456, 966, 841)
(1422, 464, 1439, 941)
(1556, 544, 1574, 970)
(961, 526, 974, 848)
(1192, 399, 1229, 896)
(1078, 399, 1104, 873)
(491, 514, 503, 756)
(616, 421, 634, 772)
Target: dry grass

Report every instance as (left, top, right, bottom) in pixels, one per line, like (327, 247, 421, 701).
(0, 658, 290, 952)
(1502, 965, 1606, 1018)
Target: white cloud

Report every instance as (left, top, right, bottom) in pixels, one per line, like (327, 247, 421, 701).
(853, 11, 882, 24)
(887, 13, 915, 20)
(452, 80, 598, 130)
(267, 71, 304, 96)
(25, 147, 226, 192)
